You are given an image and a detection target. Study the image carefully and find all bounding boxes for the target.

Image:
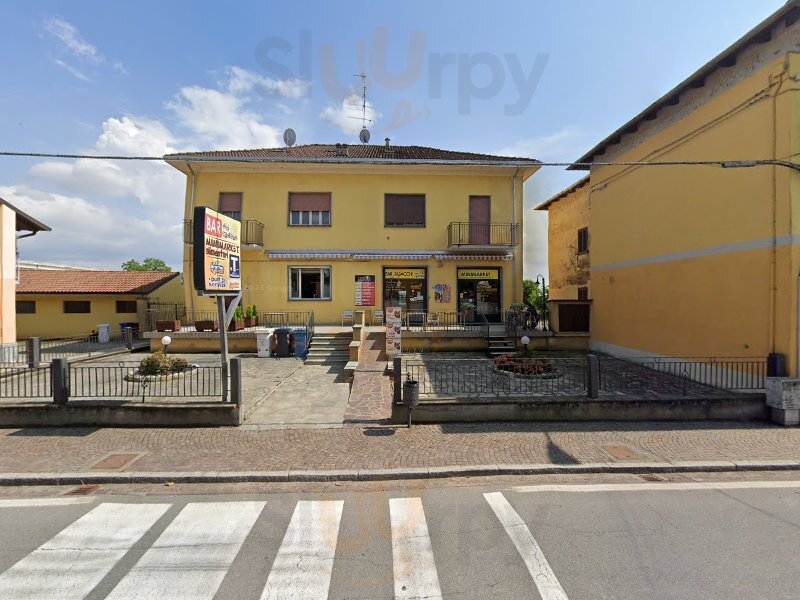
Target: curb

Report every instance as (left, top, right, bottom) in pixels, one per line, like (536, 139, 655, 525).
(1, 460, 799, 486)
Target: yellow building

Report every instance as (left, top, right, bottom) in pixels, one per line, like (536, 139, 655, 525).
(16, 270, 183, 339)
(0, 198, 49, 360)
(165, 143, 538, 324)
(560, 1, 800, 374)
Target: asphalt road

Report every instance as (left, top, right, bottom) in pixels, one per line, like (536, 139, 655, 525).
(0, 478, 799, 599)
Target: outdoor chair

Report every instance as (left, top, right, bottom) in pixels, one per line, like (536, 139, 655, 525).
(342, 309, 354, 326)
(426, 312, 440, 329)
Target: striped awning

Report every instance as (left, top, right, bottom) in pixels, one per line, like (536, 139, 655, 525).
(268, 251, 512, 261)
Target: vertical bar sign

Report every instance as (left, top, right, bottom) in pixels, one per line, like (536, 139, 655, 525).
(193, 206, 241, 293)
(355, 275, 376, 306)
(385, 306, 401, 356)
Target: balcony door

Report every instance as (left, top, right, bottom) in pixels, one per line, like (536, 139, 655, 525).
(469, 196, 490, 244)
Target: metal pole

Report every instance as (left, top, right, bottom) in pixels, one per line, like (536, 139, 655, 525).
(217, 296, 229, 401)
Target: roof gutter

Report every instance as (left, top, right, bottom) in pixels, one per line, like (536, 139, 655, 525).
(165, 155, 540, 168)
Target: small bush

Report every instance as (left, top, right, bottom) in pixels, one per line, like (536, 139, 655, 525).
(139, 351, 189, 375)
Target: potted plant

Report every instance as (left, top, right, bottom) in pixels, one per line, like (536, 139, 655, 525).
(228, 305, 245, 331)
(461, 301, 476, 322)
(195, 318, 219, 332)
(243, 305, 258, 328)
(156, 319, 181, 332)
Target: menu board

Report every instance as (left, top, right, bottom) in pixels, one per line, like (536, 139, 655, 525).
(385, 306, 402, 356)
(192, 206, 241, 293)
(355, 275, 376, 306)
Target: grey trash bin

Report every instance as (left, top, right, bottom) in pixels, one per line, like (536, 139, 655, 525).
(402, 380, 419, 428)
(274, 328, 291, 358)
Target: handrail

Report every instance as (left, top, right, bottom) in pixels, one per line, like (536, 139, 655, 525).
(447, 222, 518, 247)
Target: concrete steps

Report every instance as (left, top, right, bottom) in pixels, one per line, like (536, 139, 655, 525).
(487, 335, 515, 357)
(305, 333, 352, 365)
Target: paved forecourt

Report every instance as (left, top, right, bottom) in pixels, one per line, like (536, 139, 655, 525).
(1, 480, 800, 599)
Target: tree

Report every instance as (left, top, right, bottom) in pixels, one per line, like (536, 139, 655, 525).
(121, 258, 172, 272)
(523, 278, 548, 314)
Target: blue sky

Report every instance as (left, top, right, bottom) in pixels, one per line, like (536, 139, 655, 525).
(0, 0, 785, 275)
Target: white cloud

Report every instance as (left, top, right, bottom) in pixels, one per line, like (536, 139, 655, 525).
(53, 59, 91, 82)
(167, 86, 282, 150)
(0, 185, 181, 270)
(44, 17, 101, 63)
(225, 66, 309, 99)
(320, 94, 381, 135)
(499, 125, 588, 161)
(43, 16, 125, 80)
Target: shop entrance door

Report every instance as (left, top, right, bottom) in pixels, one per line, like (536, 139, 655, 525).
(457, 268, 501, 323)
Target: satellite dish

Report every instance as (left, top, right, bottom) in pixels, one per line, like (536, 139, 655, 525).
(283, 128, 296, 147)
(359, 128, 371, 144)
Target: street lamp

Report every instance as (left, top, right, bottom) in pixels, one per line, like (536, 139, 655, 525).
(535, 274, 549, 331)
(161, 335, 172, 355)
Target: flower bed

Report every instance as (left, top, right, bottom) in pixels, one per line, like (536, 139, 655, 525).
(493, 353, 561, 379)
(123, 351, 196, 382)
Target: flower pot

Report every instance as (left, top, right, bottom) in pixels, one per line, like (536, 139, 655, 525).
(228, 319, 245, 332)
(195, 320, 219, 332)
(156, 319, 181, 332)
(243, 316, 257, 328)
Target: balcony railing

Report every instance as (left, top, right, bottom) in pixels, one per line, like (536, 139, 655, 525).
(447, 222, 518, 248)
(183, 219, 264, 247)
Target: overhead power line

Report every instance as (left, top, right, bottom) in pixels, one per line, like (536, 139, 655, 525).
(0, 151, 798, 172)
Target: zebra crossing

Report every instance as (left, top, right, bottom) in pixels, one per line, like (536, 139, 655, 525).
(0, 492, 565, 600)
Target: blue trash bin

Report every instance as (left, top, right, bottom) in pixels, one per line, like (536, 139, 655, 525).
(292, 328, 308, 359)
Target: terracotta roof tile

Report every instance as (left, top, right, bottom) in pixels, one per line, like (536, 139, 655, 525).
(16, 270, 180, 295)
(164, 143, 538, 164)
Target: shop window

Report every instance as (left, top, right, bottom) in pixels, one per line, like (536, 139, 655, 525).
(16, 300, 35, 314)
(577, 286, 589, 300)
(289, 267, 331, 300)
(385, 194, 425, 227)
(64, 301, 90, 314)
(289, 193, 331, 226)
(219, 192, 243, 221)
(577, 227, 589, 254)
(116, 300, 138, 313)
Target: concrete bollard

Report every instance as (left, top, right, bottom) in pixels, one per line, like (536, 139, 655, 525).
(51, 358, 69, 405)
(26, 337, 41, 369)
(586, 354, 599, 399)
(229, 357, 242, 406)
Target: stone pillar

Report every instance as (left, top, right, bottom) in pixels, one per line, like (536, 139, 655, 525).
(766, 377, 800, 426)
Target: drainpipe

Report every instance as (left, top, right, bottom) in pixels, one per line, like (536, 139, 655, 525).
(187, 162, 196, 321)
(512, 167, 520, 304)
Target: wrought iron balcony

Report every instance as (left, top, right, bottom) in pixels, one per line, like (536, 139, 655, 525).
(447, 222, 519, 248)
(183, 219, 264, 247)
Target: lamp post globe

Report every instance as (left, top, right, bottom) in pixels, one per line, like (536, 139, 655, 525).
(161, 335, 172, 355)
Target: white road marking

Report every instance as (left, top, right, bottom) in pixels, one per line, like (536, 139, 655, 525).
(0, 502, 169, 600)
(0, 497, 96, 507)
(511, 480, 800, 494)
(260, 500, 344, 600)
(389, 497, 443, 600)
(106, 501, 266, 600)
(484, 492, 569, 600)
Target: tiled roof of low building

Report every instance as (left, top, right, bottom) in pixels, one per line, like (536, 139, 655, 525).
(164, 143, 539, 165)
(16, 270, 180, 295)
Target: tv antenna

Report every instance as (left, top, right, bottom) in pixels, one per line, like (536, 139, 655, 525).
(348, 72, 373, 143)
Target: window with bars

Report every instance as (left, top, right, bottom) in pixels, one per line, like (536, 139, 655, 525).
(219, 192, 243, 221)
(385, 194, 425, 227)
(289, 267, 331, 300)
(116, 300, 138, 313)
(577, 227, 589, 254)
(64, 301, 91, 314)
(16, 300, 35, 314)
(577, 286, 589, 301)
(289, 193, 331, 226)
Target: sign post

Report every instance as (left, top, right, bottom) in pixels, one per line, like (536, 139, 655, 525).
(193, 207, 242, 402)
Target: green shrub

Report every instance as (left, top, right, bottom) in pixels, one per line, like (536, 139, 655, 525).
(234, 305, 243, 320)
(138, 351, 189, 375)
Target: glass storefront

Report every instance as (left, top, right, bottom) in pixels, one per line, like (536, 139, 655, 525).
(457, 268, 501, 322)
(383, 268, 427, 316)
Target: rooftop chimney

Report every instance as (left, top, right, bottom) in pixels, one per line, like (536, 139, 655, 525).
(385, 137, 390, 147)
(335, 143, 348, 157)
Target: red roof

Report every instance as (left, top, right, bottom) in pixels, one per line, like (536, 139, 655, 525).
(165, 143, 538, 164)
(16, 270, 180, 295)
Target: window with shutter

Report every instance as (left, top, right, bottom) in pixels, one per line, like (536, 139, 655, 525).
(289, 193, 331, 226)
(384, 194, 425, 227)
(219, 193, 243, 221)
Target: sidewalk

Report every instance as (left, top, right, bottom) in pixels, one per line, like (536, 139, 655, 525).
(1, 422, 799, 483)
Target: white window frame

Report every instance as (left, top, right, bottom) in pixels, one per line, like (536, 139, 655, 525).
(289, 210, 330, 227)
(288, 266, 332, 301)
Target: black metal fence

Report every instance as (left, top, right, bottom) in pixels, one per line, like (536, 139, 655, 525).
(403, 357, 588, 399)
(146, 302, 313, 335)
(402, 311, 486, 332)
(447, 222, 519, 247)
(0, 366, 51, 398)
(69, 364, 223, 399)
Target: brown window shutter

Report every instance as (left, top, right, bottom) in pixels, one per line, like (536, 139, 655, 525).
(219, 193, 242, 212)
(385, 195, 402, 225)
(405, 195, 425, 225)
(289, 193, 331, 212)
